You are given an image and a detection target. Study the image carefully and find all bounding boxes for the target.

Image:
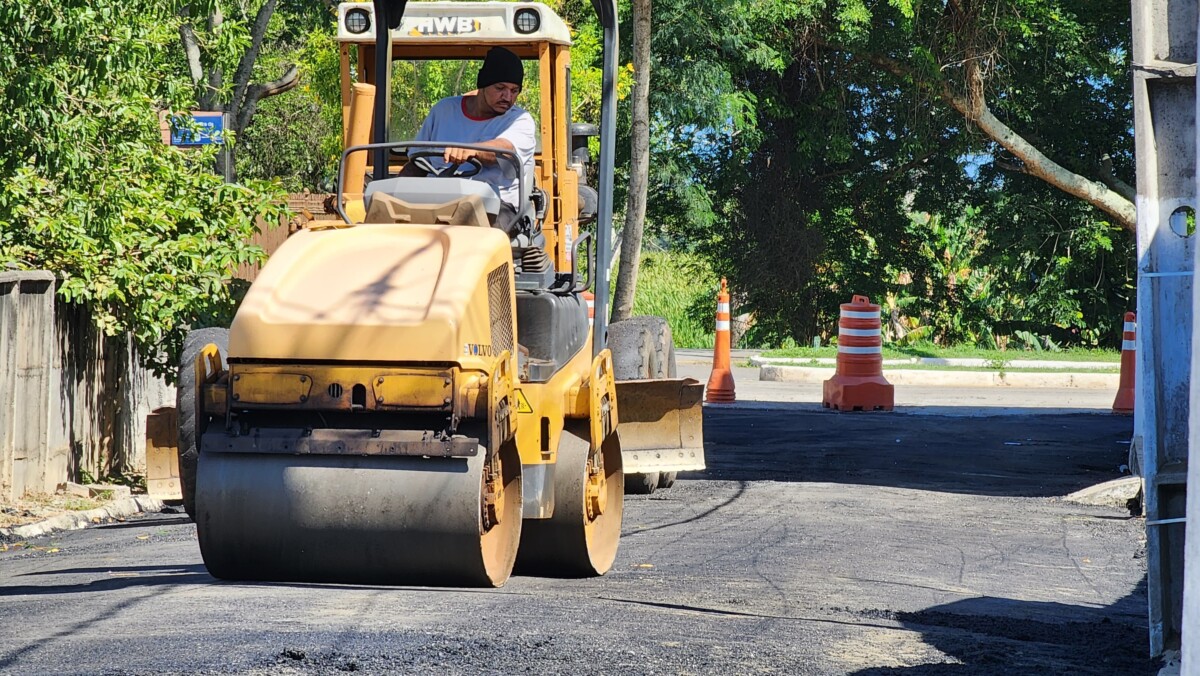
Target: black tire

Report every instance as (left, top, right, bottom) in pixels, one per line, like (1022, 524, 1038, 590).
(177, 327, 229, 521)
(608, 316, 677, 494)
(627, 471, 660, 495)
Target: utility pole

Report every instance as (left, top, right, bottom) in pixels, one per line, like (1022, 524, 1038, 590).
(1130, 0, 1196, 666)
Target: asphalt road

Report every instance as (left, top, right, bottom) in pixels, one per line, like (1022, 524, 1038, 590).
(0, 408, 1151, 675)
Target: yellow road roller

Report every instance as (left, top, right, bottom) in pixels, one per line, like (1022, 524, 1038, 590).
(177, 0, 704, 586)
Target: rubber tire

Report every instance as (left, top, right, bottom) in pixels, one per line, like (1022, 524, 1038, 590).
(608, 316, 678, 494)
(177, 327, 229, 521)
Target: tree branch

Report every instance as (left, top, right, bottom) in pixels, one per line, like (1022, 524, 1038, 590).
(179, 23, 203, 87)
(229, 0, 278, 128)
(234, 65, 300, 132)
(203, 5, 224, 110)
(812, 38, 1138, 232)
(952, 100, 1136, 231)
(1096, 154, 1136, 203)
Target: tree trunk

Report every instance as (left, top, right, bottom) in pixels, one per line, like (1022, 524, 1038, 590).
(611, 0, 652, 323)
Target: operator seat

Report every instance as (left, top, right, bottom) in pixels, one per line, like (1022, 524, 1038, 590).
(363, 191, 491, 228)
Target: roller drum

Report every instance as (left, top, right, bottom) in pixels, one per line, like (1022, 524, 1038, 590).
(195, 445, 521, 587)
(515, 421, 623, 576)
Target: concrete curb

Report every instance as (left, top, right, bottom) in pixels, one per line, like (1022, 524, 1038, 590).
(758, 365, 1119, 389)
(752, 355, 1120, 371)
(0, 496, 167, 542)
(703, 400, 1114, 418)
(1064, 477, 1142, 509)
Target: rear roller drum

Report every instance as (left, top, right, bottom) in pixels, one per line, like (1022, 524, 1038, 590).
(195, 438, 522, 587)
(515, 421, 623, 576)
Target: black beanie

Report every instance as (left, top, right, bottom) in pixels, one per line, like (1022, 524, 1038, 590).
(477, 47, 524, 90)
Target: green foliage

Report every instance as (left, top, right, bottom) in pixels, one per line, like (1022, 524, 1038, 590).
(761, 343, 1119, 363)
(626, 250, 717, 349)
(0, 0, 287, 379)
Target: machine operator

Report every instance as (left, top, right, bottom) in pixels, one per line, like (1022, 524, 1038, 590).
(410, 46, 535, 234)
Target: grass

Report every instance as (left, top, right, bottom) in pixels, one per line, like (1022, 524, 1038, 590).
(761, 345, 1121, 362)
(626, 250, 717, 349)
(756, 358, 1118, 374)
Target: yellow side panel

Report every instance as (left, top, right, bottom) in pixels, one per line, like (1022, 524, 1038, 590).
(376, 372, 453, 408)
(233, 371, 311, 405)
(513, 341, 593, 466)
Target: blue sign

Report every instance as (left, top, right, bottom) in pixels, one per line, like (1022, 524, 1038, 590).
(168, 111, 226, 146)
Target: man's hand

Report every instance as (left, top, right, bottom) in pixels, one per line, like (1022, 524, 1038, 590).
(443, 138, 516, 167)
(443, 146, 480, 165)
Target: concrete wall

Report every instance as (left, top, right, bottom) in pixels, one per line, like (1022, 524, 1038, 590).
(0, 272, 68, 500)
(1, 272, 172, 500)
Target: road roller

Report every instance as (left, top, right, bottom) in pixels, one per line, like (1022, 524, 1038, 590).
(176, 0, 704, 586)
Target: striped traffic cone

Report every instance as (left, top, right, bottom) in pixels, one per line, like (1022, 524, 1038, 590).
(822, 295, 894, 412)
(583, 290, 595, 329)
(1112, 312, 1135, 414)
(705, 279, 736, 403)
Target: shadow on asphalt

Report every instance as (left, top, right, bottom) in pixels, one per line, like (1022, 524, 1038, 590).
(18, 563, 203, 577)
(0, 565, 210, 596)
(93, 516, 194, 530)
(693, 408, 1134, 498)
(845, 579, 1155, 675)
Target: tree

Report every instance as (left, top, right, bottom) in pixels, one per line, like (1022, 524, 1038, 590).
(178, 0, 302, 180)
(628, 0, 1134, 346)
(0, 0, 286, 377)
(611, 0, 653, 322)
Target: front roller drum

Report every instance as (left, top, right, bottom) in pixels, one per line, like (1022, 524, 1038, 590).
(195, 442, 522, 587)
(515, 421, 623, 576)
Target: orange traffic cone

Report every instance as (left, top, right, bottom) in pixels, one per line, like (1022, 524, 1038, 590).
(583, 290, 595, 329)
(1112, 311, 1135, 414)
(822, 295, 894, 411)
(705, 279, 736, 403)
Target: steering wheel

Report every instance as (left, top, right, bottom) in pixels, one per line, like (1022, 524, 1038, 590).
(408, 150, 484, 178)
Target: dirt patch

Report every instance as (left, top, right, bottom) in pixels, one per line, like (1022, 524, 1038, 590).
(0, 492, 111, 529)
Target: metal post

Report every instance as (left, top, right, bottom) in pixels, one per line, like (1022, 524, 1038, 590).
(1132, 0, 1195, 657)
(590, 0, 618, 355)
(371, 0, 406, 178)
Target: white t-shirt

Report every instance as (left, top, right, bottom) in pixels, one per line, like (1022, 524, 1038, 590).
(415, 96, 536, 208)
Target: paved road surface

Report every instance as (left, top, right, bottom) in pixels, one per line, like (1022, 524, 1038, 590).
(0, 409, 1149, 675)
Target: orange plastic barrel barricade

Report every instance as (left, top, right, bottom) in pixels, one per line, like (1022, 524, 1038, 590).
(822, 295, 894, 412)
(705, 279, 736, 403)
(1112, 311, 1135, 414)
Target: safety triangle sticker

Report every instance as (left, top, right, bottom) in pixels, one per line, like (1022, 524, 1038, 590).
(514, 389, 534, 414)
